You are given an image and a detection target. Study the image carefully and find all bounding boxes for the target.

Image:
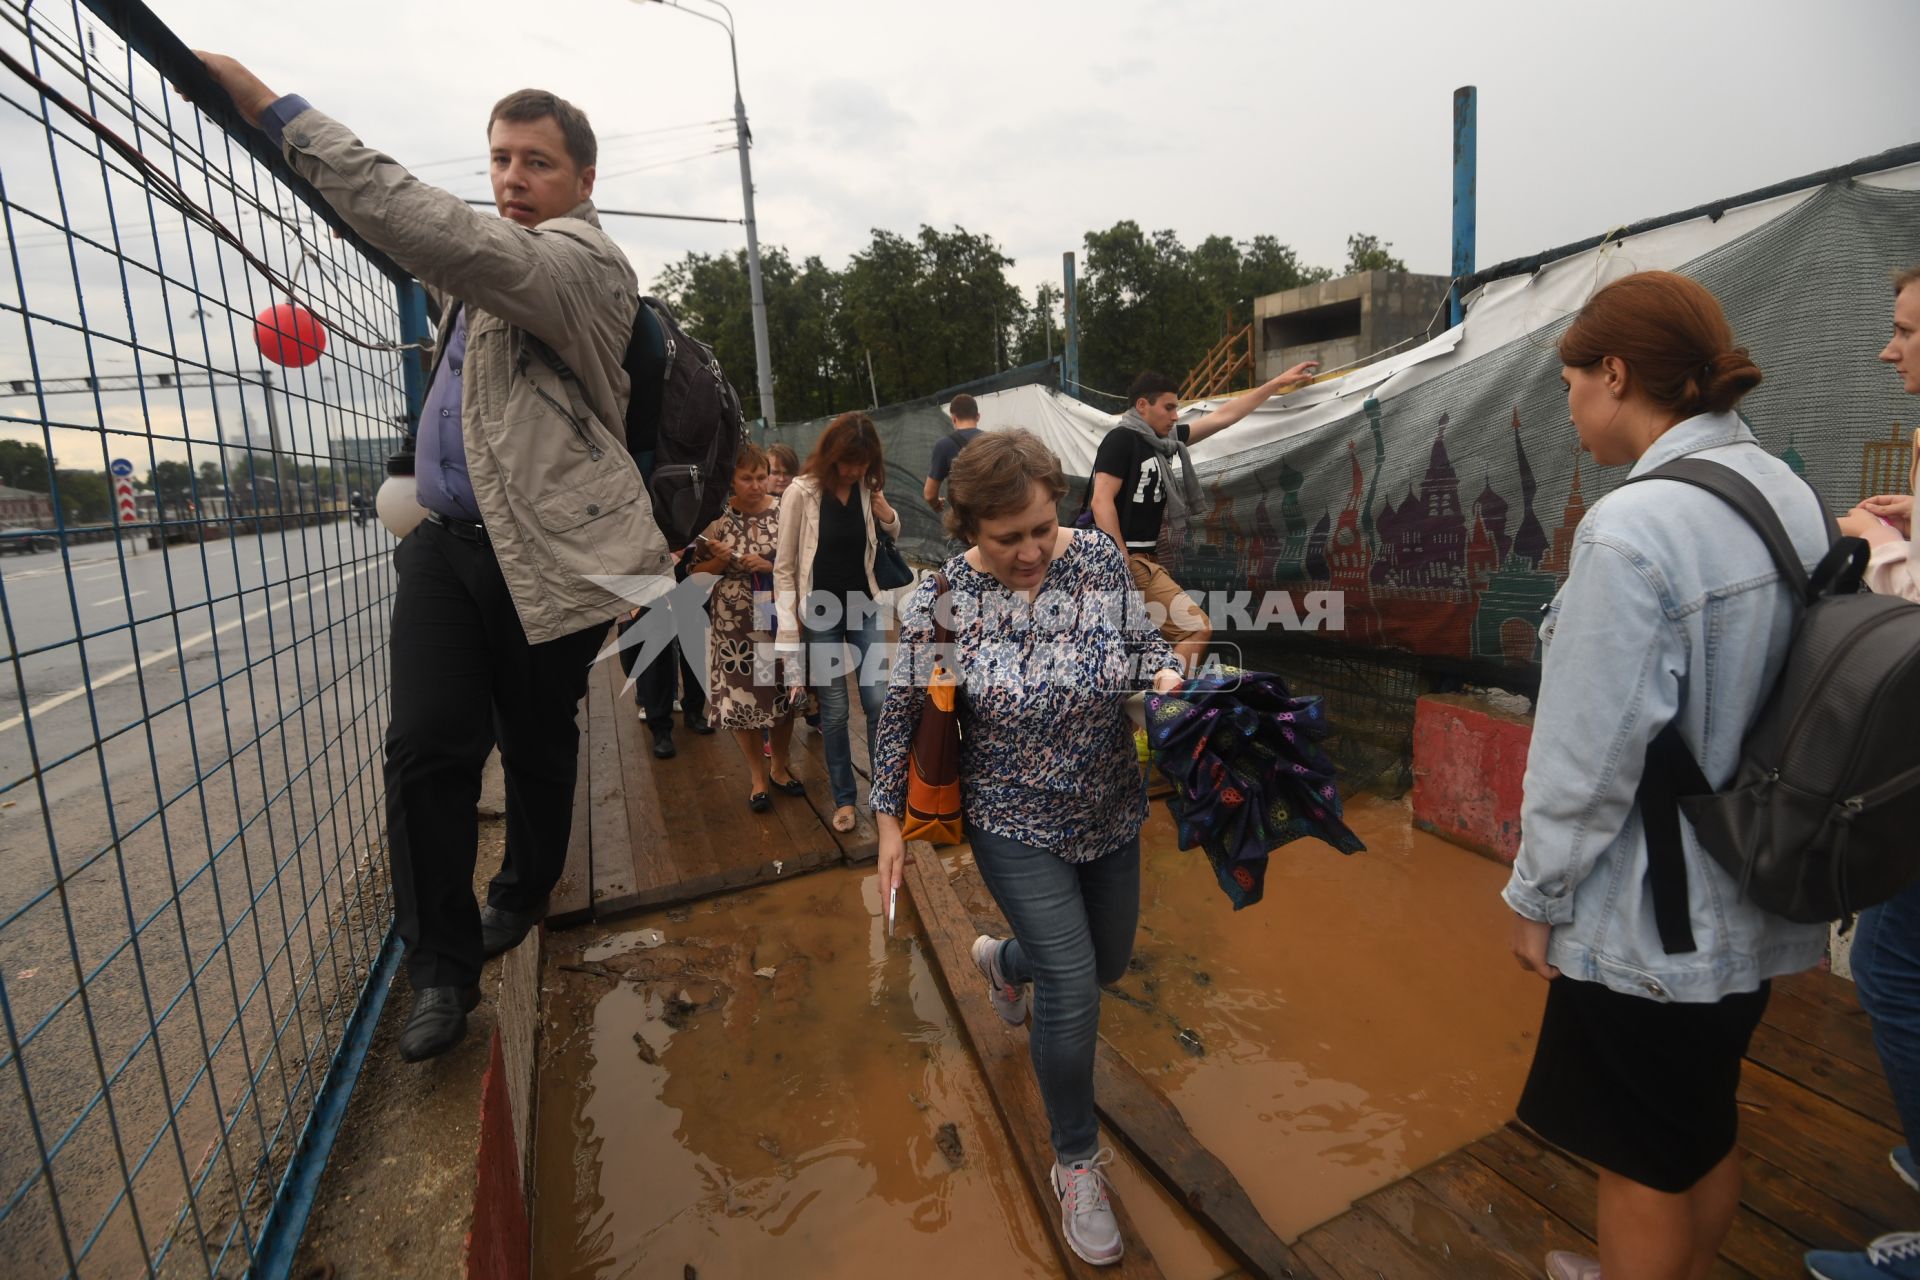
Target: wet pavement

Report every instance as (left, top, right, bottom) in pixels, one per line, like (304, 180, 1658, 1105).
(533, 795, 1544, 1279)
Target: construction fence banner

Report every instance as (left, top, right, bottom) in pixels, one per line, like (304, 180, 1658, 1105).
(804, 153, 1919, 675)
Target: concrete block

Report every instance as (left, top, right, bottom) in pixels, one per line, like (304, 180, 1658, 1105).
(1410, 693, 1532, 865)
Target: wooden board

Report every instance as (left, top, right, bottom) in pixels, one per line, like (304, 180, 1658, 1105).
(1089, 1044, 1313, 1279)
(1764, 971, 1883, 1075)
(1296, 967, 1907, 1277)
(1735, 1059, 1910, 1234)
(584, 659, 635, 915)
(547, 702, 595, 928)
(1747, 1017, 1899, 1131)
(904, 848, 1165, 1280)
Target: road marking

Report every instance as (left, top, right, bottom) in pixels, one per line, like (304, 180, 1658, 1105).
(88, 591, 149, 607)
(0, 562, 374, 735)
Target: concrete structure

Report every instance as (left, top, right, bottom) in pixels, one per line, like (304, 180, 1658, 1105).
(1253, 270, 1451, 381)
(0, 483, 55, 525)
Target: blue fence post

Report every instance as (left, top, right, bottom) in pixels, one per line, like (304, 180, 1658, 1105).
(1450, 85, 1478, 327)
(1062, 251, 1080, 400)
(396, 280, 432, 436)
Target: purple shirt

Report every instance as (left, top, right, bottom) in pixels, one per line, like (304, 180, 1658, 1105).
(413, 308, 482, 521)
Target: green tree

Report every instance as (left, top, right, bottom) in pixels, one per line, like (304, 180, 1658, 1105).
(1344, 232, 1407, 274)
(149, 460, 195, 506)
(52, 469, 109, 523)
(0, 439, 51, 491)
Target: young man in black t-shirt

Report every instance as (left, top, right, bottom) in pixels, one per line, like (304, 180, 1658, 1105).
(923, 393, 983, 514)
(1090, 365, 1317, 668)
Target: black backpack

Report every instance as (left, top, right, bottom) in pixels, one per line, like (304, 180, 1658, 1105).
(623, 297, 745, 548)
(1630, 458, 1920, 954)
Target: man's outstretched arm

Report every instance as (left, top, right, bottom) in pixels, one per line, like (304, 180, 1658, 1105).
(1185, 361, 1319, 444)
(194, 53, 629, 354)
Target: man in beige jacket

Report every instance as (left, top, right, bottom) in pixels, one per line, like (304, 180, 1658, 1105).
(201, 55, 672, 1060)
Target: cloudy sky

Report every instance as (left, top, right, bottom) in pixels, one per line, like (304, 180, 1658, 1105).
(159, 0, 1917, 300)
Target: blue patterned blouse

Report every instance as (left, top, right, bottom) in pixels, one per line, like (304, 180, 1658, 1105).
(869, 530, 1181, 862)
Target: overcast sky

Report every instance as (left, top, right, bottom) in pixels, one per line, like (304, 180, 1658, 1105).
(156, 0, 1916, 304)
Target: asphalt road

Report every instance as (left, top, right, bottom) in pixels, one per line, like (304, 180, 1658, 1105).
(0, 518, 400, 1275)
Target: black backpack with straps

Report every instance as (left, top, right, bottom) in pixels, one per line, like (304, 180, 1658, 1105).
(523, 296, 745, 550)
(1631, 458, 1920, 954)
(623, 297, 745, 548)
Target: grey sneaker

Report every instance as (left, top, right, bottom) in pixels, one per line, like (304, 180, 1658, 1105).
(1545, 1252, 1601, 1280)
(971, 934, 1028, 1025)
(1051, 1150, 1121, 1266)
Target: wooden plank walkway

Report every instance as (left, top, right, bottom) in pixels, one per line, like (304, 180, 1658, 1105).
(550, 657, 1905, 1276)
(1292, 968, 1903, 1279)
(551, 658, 880, 925)
(912, 838, 1902, 1279)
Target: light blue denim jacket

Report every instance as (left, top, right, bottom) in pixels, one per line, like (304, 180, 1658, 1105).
(1502, 412, 1831, 1003)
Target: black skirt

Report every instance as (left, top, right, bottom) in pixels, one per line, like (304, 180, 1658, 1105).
(1516, 975, 1770, 1193)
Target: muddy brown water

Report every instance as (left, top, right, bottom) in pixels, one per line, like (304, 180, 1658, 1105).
(533, 796, 1545, 1279)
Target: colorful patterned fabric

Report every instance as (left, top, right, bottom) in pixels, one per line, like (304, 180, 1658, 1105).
(870, 530, 1182, 863)
(1145, 666, 1365, 908)
(701, 504, 798, 731)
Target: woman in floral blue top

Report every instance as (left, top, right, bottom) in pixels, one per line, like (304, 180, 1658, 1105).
(871, 430, 1181, 1269)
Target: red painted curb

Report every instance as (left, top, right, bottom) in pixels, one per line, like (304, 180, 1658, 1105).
(464, 1030, 529, 1280)
(1410, 694, 1531, 865)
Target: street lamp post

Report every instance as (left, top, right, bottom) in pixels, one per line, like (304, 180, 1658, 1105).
(638, 0, 777, 426)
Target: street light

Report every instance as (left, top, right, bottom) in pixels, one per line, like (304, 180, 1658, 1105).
(634, 0, 777, 426)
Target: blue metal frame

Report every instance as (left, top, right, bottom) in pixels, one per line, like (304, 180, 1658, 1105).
(1450, 85, 1477, 327)
(0, 2, 404, 1273)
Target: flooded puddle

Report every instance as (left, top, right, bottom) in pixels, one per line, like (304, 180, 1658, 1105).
(533, 796, 1543, 1277)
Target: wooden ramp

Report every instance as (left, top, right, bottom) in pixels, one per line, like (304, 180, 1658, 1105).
(907, 835, 1900, 1279)
(549, 660, 880, 927)
(1290, 968, 1902, 1279)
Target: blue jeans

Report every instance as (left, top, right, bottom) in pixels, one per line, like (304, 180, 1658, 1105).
(1853, 878, 1920, 1148)
(804, 604, 885, 809)
(969, 825, 1141, 1164)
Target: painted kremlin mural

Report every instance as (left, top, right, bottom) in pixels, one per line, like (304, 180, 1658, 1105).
(1159, 399, 1821, 668)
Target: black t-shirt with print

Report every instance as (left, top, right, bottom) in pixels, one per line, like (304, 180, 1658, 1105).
(1092, 422, 1190, 551)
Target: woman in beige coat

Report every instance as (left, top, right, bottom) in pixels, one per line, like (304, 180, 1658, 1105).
(774, 412, 900, 832)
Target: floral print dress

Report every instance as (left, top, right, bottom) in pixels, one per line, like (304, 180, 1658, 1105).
(701, 504, 797, 731)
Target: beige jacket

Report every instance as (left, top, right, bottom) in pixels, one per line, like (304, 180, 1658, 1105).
(277, 107, 672, 644)
(772, 474, 901, 648)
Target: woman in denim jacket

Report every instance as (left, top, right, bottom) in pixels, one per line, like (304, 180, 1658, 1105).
(1503, 272, 1829, 1280)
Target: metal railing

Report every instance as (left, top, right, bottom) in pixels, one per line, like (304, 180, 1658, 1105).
(0, 1, 414, 1273)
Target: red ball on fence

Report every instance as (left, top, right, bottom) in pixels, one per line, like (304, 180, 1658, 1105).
(253, 302, 327, 368)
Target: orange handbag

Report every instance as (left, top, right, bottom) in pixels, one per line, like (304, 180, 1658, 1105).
(900, 574, 964, 845)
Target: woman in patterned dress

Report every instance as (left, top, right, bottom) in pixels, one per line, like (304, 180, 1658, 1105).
(870, 430, 1183, 1268)
(688, 444, 801, 811)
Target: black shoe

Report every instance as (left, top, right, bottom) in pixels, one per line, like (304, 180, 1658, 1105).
(685, 713, 714, 735)
(651, 727, 676, 759)
(480, 899, 548, 958)
(748, 791, 771, 812)
(769, 776, 807, 797)
(397, 985, 480, 1062)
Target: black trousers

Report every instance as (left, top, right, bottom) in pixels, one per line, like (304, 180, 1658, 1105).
(618, 559, 707, 728)
(384, 520, 607, 989)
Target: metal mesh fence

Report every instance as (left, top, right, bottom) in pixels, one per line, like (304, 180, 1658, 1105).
(0, 2, 409, 1274)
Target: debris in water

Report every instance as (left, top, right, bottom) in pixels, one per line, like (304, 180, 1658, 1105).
(684, 1267, 698, 1280)
(632, 1031, 657, 1065)
(1176, 1028, 1206, 1057)
(663, 991, 700, 1030)
(934, 1122, 965, 1168)
(560, 962, 617, 981)
(666, 906, 692, 923)
(773, 859, 784, 874)
(757, 1135, 783, 1158)
(636, 928, 666, 949)
(1193, 970, 1212, 986)
(754, 966, 777, 979)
